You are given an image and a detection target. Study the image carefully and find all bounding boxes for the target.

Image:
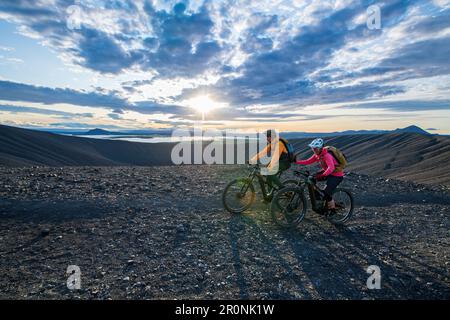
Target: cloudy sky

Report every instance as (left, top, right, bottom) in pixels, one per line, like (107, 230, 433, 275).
(0, 0, 449, 133)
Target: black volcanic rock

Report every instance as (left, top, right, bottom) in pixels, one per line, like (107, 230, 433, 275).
(0, 165, 448, 299)
(0, 124, 175, 166)
(291, 133, 450, 187)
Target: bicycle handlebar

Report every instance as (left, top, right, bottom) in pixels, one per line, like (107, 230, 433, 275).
(246, 163, 261, 171)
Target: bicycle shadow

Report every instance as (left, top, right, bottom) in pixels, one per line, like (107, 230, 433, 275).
(228, 213, 315, 299)
(228, 213, 374, 299)
(315, 221, 450, 298)
(228, 214, 250, 299)
(227, 212, 449, 299)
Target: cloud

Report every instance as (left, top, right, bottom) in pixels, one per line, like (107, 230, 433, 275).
(406, 10, 450, 34)
(376, 36, 450, 79)
(0, 46, 14, 51)
(0, 0, 449, 127)
(342, 99, 450, 112)
(0, 0, 54, 17)
(176, 2, 385, 106)
(0, 80, 126, 108)
(76, 27, 143, 73)
(175, 0, 450, 115)
(0, 80, 191, 117)
(0, 57, 24, 64)
(175, 104, 339, 122)
(47, 122, 125, 129)
(0, 0, 223, 76)
(0, 104, 94, 118)
(140, 1, 223, 78)
(107, 112, 121, 120)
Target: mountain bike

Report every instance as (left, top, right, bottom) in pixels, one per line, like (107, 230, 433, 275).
(222, 164, 297, 214)
(270, 169, 354, 228)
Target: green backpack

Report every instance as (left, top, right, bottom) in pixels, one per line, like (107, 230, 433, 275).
(280, 138, 296, 163)
(325, 146, 348, 172)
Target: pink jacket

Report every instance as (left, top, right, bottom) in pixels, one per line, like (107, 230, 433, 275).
(295, 148, 344, 177)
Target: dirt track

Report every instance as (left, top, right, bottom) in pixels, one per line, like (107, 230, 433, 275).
(0, 165, 449, 299)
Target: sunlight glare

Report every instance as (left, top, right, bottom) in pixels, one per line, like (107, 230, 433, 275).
(184, 95, 226, 120)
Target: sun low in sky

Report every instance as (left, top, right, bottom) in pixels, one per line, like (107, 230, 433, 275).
(0, 0, 449, 134)
(183, 95, 228, 121)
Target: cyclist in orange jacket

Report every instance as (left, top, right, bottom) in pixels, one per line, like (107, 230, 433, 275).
(249, 129, 291, 193)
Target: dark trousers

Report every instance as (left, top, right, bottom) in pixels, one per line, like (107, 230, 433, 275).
(323, 175, 343, 201)
(266, 160, 291, 189)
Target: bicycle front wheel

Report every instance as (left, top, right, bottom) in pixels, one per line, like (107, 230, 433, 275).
(270, 186, 307, 228)
(222, 178, 256, 214)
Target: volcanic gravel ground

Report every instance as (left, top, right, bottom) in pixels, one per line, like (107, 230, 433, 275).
(0, 165, 449, 299)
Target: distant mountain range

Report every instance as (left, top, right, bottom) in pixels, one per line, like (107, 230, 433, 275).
(282, 125, 431, 138)
(40, 128, 173, 136)
(83, 128, 123, 135)
(0, 124, 449, 186)
(43, 124, 432, 138)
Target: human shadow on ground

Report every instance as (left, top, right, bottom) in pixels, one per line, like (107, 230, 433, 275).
(227, 212, 449, 299)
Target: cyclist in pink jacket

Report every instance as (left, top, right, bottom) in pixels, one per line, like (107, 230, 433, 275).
(296, 138, 344, 211)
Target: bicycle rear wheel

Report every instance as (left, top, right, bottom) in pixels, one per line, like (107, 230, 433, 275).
(270, 186, 307, 228)
(222, 178, 256, 214)
(327, 188, 354, 224)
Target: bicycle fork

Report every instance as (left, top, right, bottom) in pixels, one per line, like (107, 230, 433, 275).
(282, 184, 303, 214)
(239, 175, 254, 195)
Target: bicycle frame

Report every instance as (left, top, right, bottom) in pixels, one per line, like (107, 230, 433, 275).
(243, 165, 282, 201)
(293, 170, 327, 214)
(307, 183, 326, 213)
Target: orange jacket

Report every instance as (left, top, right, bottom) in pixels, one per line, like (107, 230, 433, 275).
(250, 140, 288, 171)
